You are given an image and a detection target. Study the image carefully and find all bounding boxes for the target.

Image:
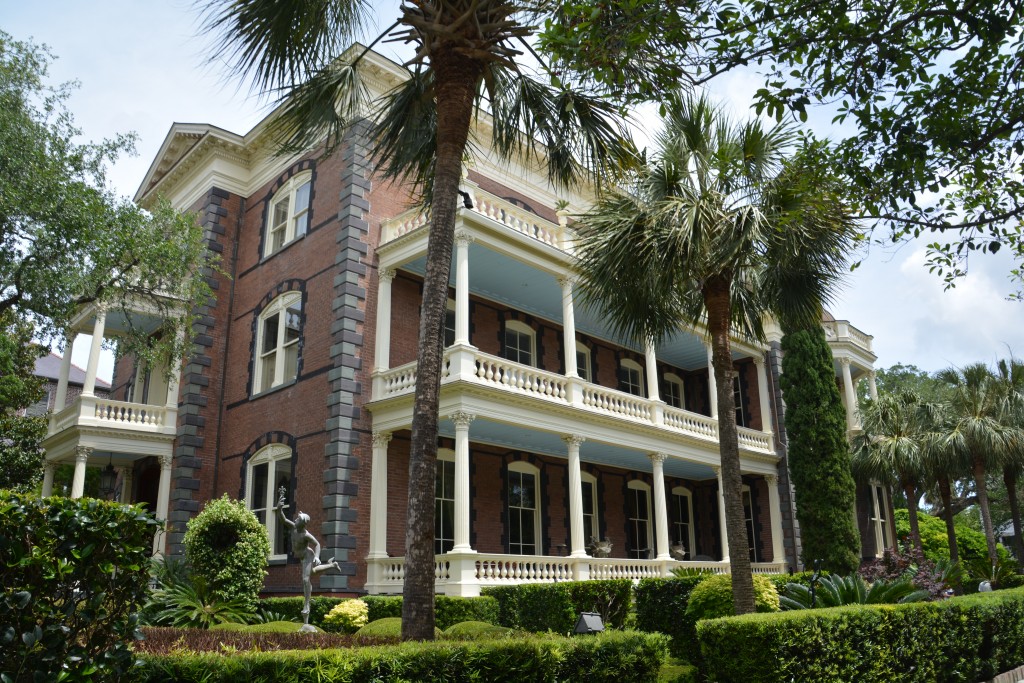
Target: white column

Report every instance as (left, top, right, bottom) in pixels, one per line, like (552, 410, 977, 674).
(559, 277, 578, 378)
(41, 460, 57, 497)
(154, 453, 173, 555)
(706, 345, 718, 418)
(54, 333, 76, 411)
(563, 434, 587, 558)
(121, 466, 134, 503)
(82, 310, 106, 397)
(451, 411, 476, 553)
(454, 231, 474, 346)
(650, 453, 671, 560)
(714, 466, 730, 561)
(645, 341, 661, 402)
(754, 355, 773, 434)
(367, 431, 392, 559)
(71, 446, 92, 499)
(765, 474, 785, 566)
(840, 358, 857, 430)
(869, 371, 879, 401)
(373, 268, 395, 372)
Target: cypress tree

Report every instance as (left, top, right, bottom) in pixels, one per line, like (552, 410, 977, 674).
(780, 323, 861, 574)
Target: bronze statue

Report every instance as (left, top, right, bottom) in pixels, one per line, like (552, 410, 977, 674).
(275, 487, 340, 630)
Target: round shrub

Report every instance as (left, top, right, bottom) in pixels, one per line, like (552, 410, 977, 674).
(442, 621, 515, 640)
(183, 494, 269, 613)
(685, 574, 780, 620)
(322, 598, 369, 633)
(355, 617, 441, 639)
(210, 621, 316, 633)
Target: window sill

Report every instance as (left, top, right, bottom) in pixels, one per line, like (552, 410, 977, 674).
(268, 556, 289, 566)
(250, 378, 298, 401)
(261, 233, 306, 262)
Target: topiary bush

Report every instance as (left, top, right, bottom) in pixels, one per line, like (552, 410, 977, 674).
(322, 598, 369, 634)
(0, 492, 160, 682)
(483, 580, 633, 633)
(634, 575, 708, 658)
(685, 574, 780, 621)
(183, 494, 269, 613)
(443, 621, 516, 640)
(356, 617, 441, 639)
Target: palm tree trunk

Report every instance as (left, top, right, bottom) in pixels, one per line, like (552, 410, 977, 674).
(402, 51, 483, 642)
(1003, 466, 1024, 569)
(705, 275, 756, 615)
(903, 481, 924, 555)
(938, 476, 959, 564)
(973, 455, 999, 564)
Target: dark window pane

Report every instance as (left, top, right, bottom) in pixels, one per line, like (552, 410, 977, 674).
(251, 463, 268, 510)
(521, 472, 535, 508)
(263, 313, 279, 350)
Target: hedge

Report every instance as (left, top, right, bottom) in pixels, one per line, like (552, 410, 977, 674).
(0, 493, 160, 682)
(633, 576, 706, 658)
(696, 587, 1024, 682)
(483, 580, 633, 632)
(136, 630, 670, 682)
(257, 595, 499, 630)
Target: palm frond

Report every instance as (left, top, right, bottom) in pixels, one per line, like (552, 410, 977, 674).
(369, 67, 438, 199)
(268, 59, 368, 155)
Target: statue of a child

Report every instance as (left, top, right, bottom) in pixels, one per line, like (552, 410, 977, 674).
(274, 488, 340, 629)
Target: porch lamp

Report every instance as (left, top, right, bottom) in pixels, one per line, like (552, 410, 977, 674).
(574, 612, 604, 635)
(99, 455, 117, 500)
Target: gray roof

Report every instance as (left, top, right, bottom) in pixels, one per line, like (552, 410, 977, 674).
(34, 353, 111, 389)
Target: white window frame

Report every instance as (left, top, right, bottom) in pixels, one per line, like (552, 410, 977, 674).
(254, 291, 302, 395)
(435, 448, 456, 554)
(733, 375, 747, 427)
(503, 320, 536, 367)
(245, 444, 292, 560)
(264, 171, 312, 257)
(444, 298, 457, 347)
(507, 461, 542, 555)
(627, 480, 653, 559)
(871, 483, 891, 557)
(581, 472, 600, 543)
(671, 485, 695, 556)
(742, 484, 758, 562)
(620, 359, 645, 397)
(664, 373, 685, 409)
(576, 341, 592, 382)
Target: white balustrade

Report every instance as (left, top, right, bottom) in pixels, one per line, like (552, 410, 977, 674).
(473, 354, 567, 401)
(474, 555, 574, 583)
(663, 407, 718, 439)
(582, 385, 652, 421)
(93, 399, 167, 427)
(737, 426, 773, 453)
(47, 396, 176, 438)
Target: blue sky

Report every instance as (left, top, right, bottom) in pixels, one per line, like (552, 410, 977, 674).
(6, 1, 1023, 379)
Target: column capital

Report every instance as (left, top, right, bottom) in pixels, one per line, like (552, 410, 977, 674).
(838, 357, 852, 368)
(379, 267, 396, 283)
(557, 274, 577, 289)
(648, 452, 668, 465)
(752, 353, 766, 367)
(43, 459, 58, 474)
(712, 465, 721, 477)
(765, 473, 778, 487)
(561, 434, 586, 448)
(454, 230, 475, 247)
(74, 446, 93, 463)
(372, 431, 393, 448)
(157, 453, 174, 470)
(450, 411, 475, 429)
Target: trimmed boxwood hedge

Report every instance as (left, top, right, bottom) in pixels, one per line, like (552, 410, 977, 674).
(135, 630, 669, 682)
(696, 587, 1024, 682)
(483, 579, 633, 632)
(633, 576, 707, 658)
(258, 595, 499, 630)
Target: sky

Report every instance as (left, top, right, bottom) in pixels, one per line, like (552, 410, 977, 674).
(6, 1, 1024, 381)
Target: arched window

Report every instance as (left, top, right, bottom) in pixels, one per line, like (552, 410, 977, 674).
(581, 472, 600, 543)
(620, 359, 645, 397)
(503, 320, 536, 367)
(435, 449, 455, 554)
(245, 444, 293, 559)
(253, 292, 302, 394)
(507, 461, 541, 555)
(670, 486, 695, 556)
(576, 341, 592, 382)
(742, 484, 759, 562)
(265, 171, 312, 257)
(626, 480, 652, 559)
(663, 373, 685, 409)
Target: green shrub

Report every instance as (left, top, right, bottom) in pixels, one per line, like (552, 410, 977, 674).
(357, 617, 441, 638)
(443, 621, 516, 640)
(764, 570, 828, 593)
(183, 494, 269, 613)
(780, 574, 928, 609)
(322, 598, 369, 633)
(685, 574, 780, 621)
(259, 596, 344, 626)
(362, 594, 501, 629)
(895, 509, 1009, 564)
(696, 587, 1024, 682)
(210, 620, 318, 633)
(146, 575, 253, 628)
(136, 626, 396, 654)
(135, 630, 669, 682)
(483, 580, 632, 633)
(634, 575, 707, 658)
(0, 493, 160, 682)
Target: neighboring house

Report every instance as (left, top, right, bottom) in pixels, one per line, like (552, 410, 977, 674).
(38, 48, 890, 596)
(25, 353, 110, 417)
(996, 520, 1017, 557)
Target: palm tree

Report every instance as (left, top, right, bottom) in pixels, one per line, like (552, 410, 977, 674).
(199, 1, 631, 640)
(995, 358, 1024, 566)
(573, 93, 856, 615)
(919, 399, 969, 564)
(852, 391, 930, 554)
(936, 363, 1017, 564)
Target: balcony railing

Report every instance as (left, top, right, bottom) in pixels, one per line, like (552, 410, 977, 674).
(48, 395, 177, 437)
(372, 346, 775, 456)
(823, 320, 873, 353)
(365, 552, 786, 595)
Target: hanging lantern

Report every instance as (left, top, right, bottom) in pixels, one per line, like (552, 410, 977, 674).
(99, 456, 117, 500)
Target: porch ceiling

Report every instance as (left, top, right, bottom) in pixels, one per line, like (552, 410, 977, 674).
(402, 246, 740, 371)
(437, 414, 718, 481)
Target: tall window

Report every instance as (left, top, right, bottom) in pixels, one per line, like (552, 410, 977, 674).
(671, 486, 695, 555)
(245, 444, 293, 559)
(255, 292, 302, 394)
(626, 481, 652, 559)
(576, 342, 592, 382)
(620, 359, 645, 397)
(265, 172, 312, 257)
(581, 472, 600, 542)
(503, 320, 535, 366)
(508, 462, 541, 555)
(733, 375, 747, 427)
(742, 485, 759, 562)
(444, 299, 456, 347)
(435, 450, 455, 553)
(663, 374, 685, 409)
(871, 483, 891, 556)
